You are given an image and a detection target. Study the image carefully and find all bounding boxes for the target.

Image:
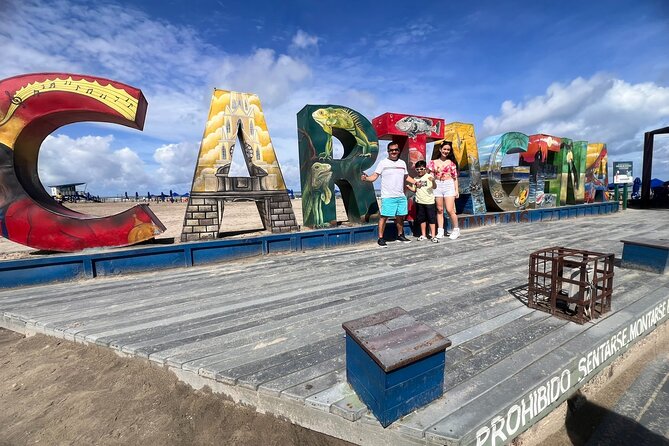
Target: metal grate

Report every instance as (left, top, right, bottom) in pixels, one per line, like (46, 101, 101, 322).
(528, 247, 614, 324)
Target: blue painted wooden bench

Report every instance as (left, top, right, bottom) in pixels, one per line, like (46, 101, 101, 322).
(620, 238, 669, 273)
(342, 307, 451, 427)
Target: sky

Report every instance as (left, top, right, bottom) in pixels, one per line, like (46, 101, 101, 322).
(1, 0, 668, 196)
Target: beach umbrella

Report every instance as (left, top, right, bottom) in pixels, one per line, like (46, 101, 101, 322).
(135, 192, 139, 200)
(124, 191, 129, 200)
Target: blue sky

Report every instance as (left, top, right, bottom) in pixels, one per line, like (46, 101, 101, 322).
(1, 0, 668, 196)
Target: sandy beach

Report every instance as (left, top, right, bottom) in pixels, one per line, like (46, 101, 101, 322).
(0, 199, 349, 260)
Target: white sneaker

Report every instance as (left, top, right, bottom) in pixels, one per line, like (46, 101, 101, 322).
(436, 228, 444, 239)
(417, 235, 427, 241)
(449, 227, 460, 240)
(431, 237, 439, 243)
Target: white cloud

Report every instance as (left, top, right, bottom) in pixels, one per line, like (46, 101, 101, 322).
(153, 142, 199, 193)
(482, 74, 669, 179)
(38, 134, 152, 193)
(291, 30, 319, 49)
(37, 134, 202, 196)
(214, 49, 312, 106)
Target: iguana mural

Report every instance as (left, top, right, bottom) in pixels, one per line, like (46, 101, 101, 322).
(298, 105, 379, 228)
(302, 162, 334, 228)
(311, 107, 378, 159)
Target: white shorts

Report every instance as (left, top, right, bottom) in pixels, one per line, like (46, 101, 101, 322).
(434, 179, 456, 198)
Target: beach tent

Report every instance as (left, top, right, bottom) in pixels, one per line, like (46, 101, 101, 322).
(650, 178, 665, 188)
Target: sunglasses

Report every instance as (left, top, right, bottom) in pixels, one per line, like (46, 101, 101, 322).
(388, 149, 400, 153)
(416, 167, 426, 170)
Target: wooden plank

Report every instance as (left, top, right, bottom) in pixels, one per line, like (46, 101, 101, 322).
(330, 393, 368, 421)
(160, 270, 460, 371)
(63, 265, 377, 343)
(258, 355, 345, 397)
(281, 369, 345, 402)
(227, 338, 344, 390)
(444, 316, 567, 391)
(305, 382, 356, 412)
(454, 311, 551, 356)
(445, 304, 534, 348)
(80, 268, 390, 348)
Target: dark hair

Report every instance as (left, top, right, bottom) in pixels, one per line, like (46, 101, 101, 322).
(438, 141, 458, 171)
(415, 160, 427, 169)
(387, 142, 400, 151)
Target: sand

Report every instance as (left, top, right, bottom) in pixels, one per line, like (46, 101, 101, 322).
(0, 199, 349, 260)
(0, 329, 352, 446)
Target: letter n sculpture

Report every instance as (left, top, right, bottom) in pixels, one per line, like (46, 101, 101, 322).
(182, 90, 299, 241)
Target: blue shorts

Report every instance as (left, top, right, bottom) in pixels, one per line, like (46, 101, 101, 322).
(380, 196, 408, 217)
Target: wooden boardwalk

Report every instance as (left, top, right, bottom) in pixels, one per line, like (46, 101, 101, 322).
(1, 208, 669, 445)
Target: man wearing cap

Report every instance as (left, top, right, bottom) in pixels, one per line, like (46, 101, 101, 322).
(361, 142, 416, 247)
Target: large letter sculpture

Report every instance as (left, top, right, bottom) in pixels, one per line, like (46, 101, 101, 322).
(436, 122, 487, 215)
(182, 90, 298, 240)
(523, 134, 560, 208)
(298, 105, 379, 228)
(478, 132, 529, 212)
(372, 113, 444, 175)
(0, 73, 165, 252)
(585, 143, 609, 203)
(560, 139, 587, 205)
(373, 112, 444, 220)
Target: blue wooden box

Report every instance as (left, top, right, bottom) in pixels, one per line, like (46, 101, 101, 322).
(621, 238, 669, 274)
(342, 307, 451, 427)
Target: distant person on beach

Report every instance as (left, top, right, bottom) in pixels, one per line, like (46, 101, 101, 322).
(406, 160, 439, 242)
(361, 141, 417, 247)
(428, 141, 460, 240)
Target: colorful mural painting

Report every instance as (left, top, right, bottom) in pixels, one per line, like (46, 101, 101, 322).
(372, 112, 445, 221)
(372, 113, 444, 174)
(560, 140, 587, 205)
(435, 122, 487, 215)
(478, 132, 530, 212)
(298, 105, 379, 228)
(585, 143, 609, 203)
(523, 134, 560, 209)
(0, 73, 165, 252)
(182, 90, 298, 240)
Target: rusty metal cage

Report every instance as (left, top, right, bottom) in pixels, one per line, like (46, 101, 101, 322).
(528, 247, 614, 324)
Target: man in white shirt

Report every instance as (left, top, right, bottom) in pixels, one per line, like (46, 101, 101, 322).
(361, 142, 417, 247)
